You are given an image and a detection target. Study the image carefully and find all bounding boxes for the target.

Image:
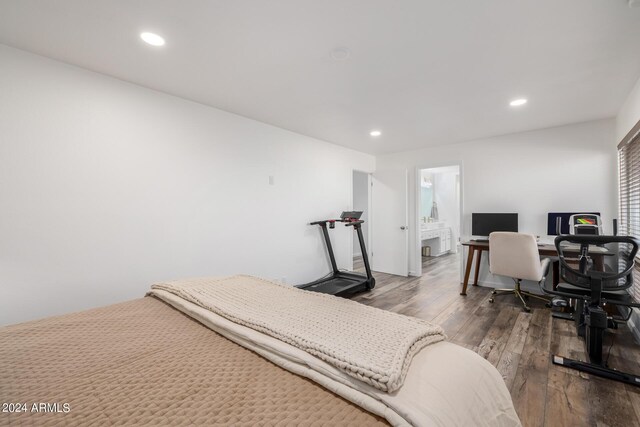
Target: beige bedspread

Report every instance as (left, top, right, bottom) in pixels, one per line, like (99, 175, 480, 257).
(2, 283, 521, 426)
(0, 297, 387, 426)
(151, 286, 522, 427)
(151, 275, 445, 392)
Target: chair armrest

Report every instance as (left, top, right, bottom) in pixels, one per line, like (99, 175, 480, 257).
(537, 257, 554, 297)
(540, 257, 551, 282)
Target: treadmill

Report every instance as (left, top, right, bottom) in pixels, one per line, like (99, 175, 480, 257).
(297, 211, 375, 296)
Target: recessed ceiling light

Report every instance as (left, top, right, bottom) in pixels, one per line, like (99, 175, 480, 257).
(370, 130, 382, 137)
(509, 98, 528, 107)
(140, 32, 165, 47)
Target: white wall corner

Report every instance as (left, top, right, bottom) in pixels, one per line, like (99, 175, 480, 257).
(616, 74, 640, 142)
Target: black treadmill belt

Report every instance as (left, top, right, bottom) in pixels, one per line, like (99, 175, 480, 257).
(305, 277, 361, 294)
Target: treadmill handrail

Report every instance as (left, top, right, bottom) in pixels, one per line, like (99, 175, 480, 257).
(310, 218, 364, 226)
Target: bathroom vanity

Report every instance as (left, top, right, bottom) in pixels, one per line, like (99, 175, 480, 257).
(420, 222, 453, 257)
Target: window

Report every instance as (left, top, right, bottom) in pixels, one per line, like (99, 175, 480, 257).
(618, 122, 640, 301)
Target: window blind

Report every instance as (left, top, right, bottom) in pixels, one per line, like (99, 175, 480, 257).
(619, 126, 640, 302)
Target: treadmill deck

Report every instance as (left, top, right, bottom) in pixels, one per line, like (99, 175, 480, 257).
(300, 275, 367, 296)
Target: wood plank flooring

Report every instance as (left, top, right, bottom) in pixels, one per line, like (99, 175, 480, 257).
(352, 252, 640, 427)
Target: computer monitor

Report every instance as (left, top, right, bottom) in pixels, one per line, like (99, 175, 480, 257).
(471, 213, 518, 237)
(547, 212, 600, 235)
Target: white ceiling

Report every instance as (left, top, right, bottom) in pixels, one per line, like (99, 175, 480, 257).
(1, 1, 639, 154)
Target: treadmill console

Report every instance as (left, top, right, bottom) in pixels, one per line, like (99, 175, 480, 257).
(340, 211, 363, 220)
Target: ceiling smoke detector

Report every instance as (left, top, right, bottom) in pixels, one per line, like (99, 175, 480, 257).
(331, 47, 351, 61)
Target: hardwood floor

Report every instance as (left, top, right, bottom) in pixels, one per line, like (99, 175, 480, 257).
(352, 252, 640, 427)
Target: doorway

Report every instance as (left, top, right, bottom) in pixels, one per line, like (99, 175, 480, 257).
(352, 170, 371, 265)
(416, 165, 461, 276)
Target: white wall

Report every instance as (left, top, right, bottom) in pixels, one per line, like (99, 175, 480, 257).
(616, 74, 640, 341)
(378, 119, 617, 288)
(0, 44, 375, 326)
(352, 171, 369, 256)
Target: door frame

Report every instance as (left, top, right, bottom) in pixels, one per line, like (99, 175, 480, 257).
(413, 161, 464, 277)
(350, 169, 373, 270)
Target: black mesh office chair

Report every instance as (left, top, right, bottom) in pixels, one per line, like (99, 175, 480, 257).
(539, 234, 640, 386)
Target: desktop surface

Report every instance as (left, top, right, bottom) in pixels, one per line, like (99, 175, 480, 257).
(463, 240, 611, 254)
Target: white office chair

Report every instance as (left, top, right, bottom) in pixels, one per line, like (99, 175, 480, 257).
(488, 232, 551, 312)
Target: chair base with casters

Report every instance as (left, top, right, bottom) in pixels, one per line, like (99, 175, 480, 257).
(487, 231, 552, 312)
(540, 234, 640, 387)
(488, 277, 551, 312)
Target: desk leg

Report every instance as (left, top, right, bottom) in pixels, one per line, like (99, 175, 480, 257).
(473, 249, 482, 286)
(552, 261, 559, 290)
(461, 247, 475, 296)
(594, 255, 605, 272)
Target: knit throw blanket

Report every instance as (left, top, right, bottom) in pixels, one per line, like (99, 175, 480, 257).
(151, 275, 446, 392)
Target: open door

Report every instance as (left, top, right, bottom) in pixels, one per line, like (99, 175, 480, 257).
(371, 169, 409, 276)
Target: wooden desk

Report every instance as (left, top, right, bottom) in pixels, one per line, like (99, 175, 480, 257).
(460, 240, 610, 296)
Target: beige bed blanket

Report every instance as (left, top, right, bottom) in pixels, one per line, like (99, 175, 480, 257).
(0, 297, 388, 426)
(151, 287, 522, 426)
(0, 284, 521, 426)
(151, 275, 445, 392)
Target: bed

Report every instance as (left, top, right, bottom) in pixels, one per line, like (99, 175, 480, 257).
(0, 276, 521, 426)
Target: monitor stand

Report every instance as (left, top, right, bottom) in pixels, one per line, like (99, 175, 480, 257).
(471, 238, 489, 243)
